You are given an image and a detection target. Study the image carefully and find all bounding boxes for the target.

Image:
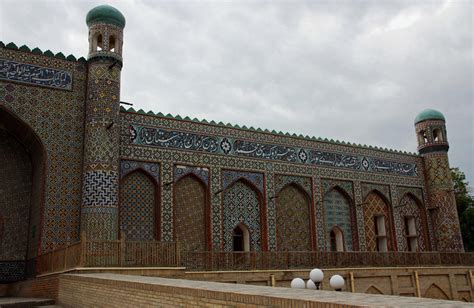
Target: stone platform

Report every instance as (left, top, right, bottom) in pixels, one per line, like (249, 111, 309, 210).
(57, 273, 472, 307)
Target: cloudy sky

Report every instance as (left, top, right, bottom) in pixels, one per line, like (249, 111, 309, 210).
(1, 0, 473, 186)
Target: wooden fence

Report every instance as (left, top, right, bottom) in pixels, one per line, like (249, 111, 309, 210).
(181, 251, 474, 271)
(34, 236, 474, 275)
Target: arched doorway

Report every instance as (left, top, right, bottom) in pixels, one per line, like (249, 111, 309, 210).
(232, 224, 250, 252)
(174, 174, 208, 252)
(276, 184, 312, 251)
(330, 227, 344, 252)
(119, 170, 158, 241)
(0, 107, 45, 280)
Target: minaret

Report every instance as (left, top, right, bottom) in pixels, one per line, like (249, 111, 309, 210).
(415, 109, 464, 251)
(81, 5, 125, 240)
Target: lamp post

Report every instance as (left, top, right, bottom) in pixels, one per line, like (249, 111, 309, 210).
(309, 268, 324, 290)
(329, 274, 345, 291)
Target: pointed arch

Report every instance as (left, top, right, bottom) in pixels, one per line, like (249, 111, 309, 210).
(0, 106, 46, 268)
(173, 173, 209, 251)
(424, 283, 449, 300)
(119, 169, 160, 241)
(222, 178, 265, 251)
(323, 186, 358, 251)
(397, 192, 430, 251)
(276, 182, 313, 251)
(363, 190, 396, 252)
(366, 285, 384, 295)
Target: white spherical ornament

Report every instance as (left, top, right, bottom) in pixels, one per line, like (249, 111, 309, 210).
(306, 279, 316, 289)
(309, 268, 324, 283)
(290, 278, 306, 289)
(329, 275, 345, 289)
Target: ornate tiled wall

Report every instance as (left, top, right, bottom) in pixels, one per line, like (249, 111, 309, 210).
(0, 129, 31, 260)
(223, 180, 262, 251)
(120, 171, 157, 241)
(120, 110, 432, 252)
(1, 47, 86, 253)
(396, 193, 428, 251)
(275, 185, 312, 251)
(174, 175, 207, 251)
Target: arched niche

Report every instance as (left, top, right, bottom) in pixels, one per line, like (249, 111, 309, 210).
(276, 183, 313, 251)
(323, 186, 357, 251)
(174, 173, 209, 251)
(119, 169, 160, 241)
(222, 178, 264, 251)
(424, 283, 449, 300)
(363, 190, 396, 252)
(0, 106, 46, 271)
(397, 193, 430, 251)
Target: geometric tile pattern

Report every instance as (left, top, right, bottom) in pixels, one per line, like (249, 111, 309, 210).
(160, 162, 174, 242)
(1, 47, 86, 253)
(174, 165, 209, 185)
(223, 180, 261, 251)
(120, 171, 157, 241)
(363, 191, 394, 251)
(323, 189, 353, 251)
(174, 175, 207, 251)
(275, 185, 312, 251)
(222, 170, 264, 193)
(82, 170, 119, 207)
(120, 160, 160, 182)
(275, 175, 312, 198)
(396, 193, 427, 251)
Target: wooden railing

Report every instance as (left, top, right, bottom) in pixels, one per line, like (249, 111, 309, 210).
(36, 241, 82, 275)
(181, 251, 474, 271)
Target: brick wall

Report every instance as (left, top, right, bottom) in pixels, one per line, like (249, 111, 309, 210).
(4, 275, 59, 298)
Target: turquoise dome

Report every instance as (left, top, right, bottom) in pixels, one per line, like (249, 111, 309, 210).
(86, 5, 126, 28)
(414, 109, 445, 124)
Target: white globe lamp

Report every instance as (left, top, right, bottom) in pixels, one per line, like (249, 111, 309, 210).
(309, 268, 324, 290)
(306, 279, 316, 289)
(329, 274, 345, 291)
(290, 278, 306, 289)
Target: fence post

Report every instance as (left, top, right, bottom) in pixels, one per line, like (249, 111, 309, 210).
(64, 241, 69, 271)
(120, 231, 126, 266)
(176, 241, 181, 267)
(80, 231, 86, 267)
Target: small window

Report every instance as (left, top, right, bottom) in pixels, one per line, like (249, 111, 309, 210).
(96, 34, 103, 51)
(433, 128, 443, 142)
(232, 224, 250, 252)
(109, 35, 116, 52)
(404, 216, 418, 252)
(374, 215, 388, 252)
(330, 227, 344, 252)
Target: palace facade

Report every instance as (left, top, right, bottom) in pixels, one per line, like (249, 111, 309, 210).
(0, 5, 464, 280)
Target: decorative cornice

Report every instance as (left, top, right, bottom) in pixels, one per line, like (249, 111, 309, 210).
(1, 41, 86, 63)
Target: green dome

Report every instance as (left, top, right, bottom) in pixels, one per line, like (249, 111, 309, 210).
(414, 109, 445, 124)
(86, 5, 126, 28)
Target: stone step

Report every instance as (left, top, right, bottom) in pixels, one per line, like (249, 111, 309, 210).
(0, 297, 55, 307)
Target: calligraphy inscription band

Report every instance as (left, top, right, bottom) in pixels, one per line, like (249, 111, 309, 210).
(0, 58, 73, 90)
(130, 124, 418, 177)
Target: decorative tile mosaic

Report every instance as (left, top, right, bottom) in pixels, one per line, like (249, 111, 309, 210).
(0, 58, 72, 90)
(275, 185, 312, 251)
(130, 124, 418, 177)
(275, 175, 312, 198)
(174, 175, 207, 251)
(222, 170, 264, 193)
(120, 160, 160, 182)
(363, 191, 395, 251)
(223, 180, 261, 251)
(323, 189, 354, 251)
(120, 171, 157, 241)
(174, 165, 209, 184)
(395, 193, 428, 251)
